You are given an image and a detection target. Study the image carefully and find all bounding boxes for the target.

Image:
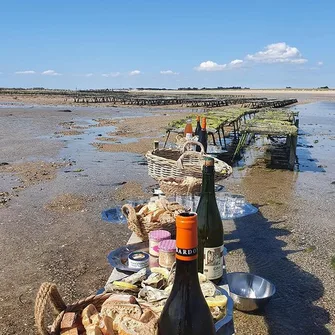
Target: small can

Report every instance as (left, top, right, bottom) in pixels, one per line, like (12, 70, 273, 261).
(128, 251, 149, 269)
(149, 230, 171, 257)
(159, 239, 176, 268)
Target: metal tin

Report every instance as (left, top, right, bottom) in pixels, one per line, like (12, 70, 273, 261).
(127, 251, 149, 269)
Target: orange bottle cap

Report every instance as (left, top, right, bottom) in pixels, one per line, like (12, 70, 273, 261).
(201, 117, 206, 129)
(176, 212, 198, 261)
(196, 115, 200, 121)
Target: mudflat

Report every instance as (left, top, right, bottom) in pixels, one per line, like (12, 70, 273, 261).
(0, 94, 334, 334)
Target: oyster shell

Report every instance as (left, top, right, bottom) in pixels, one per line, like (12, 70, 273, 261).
(122, 268, 148, 285)
(138, 286, 168, 303)
(164, 284, 173, 295)
(142, 273, 166, 289)
(200, 281, 216, 297)
(167, 263, 176, 286)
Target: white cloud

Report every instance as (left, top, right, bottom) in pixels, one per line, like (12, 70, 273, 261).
(317, 61, 323, 66)
(195, 42, 307, 72)
(42, 69, 62, 76)
(129, 70, 141, 76)
(102, 72, 120, 78)
(85, 73, 93, 77)
(195, 59, 244, 72)
(246, 42, 307, 64)
(229, 59, 244, 67)
(195, 61, 227, 72)
(15, 70, 36, 74)
(160, 70, 179, 75)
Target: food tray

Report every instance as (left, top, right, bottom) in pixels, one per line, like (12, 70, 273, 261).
(107, 241, 228, 273)
(215, 286, 234, 334)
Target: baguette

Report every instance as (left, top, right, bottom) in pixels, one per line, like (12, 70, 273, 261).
(82, 304, 99, 328)
(85, 324, 103, 335)
(99, 315, 115, 335)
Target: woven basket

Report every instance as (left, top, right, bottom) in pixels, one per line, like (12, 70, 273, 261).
(121, 203, 176, 240)
(159, 177, 202, 196)
(146, 140, 232, 182)
(34, 282, 113, 335)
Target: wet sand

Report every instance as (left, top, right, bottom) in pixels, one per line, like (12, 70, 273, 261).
(0, 98, 334, 334)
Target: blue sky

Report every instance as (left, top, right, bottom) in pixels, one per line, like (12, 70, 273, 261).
(0, 0, 334, 89)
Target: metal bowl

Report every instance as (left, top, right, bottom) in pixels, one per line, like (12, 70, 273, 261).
(227, 272, 276, 312)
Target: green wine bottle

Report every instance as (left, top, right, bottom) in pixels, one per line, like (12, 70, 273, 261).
(196, 157, 224, 284)
(158, 212, 215, 335)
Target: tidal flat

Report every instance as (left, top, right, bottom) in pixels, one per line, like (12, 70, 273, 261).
(0, 95, 334, 334)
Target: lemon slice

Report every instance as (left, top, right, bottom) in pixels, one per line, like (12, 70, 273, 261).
(198, 273, 207, 283)
(151, 267, 170, 279)
(206, 295, 228, 307)
(112, 281, 138, 291)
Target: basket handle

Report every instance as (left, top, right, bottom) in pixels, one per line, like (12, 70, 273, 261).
(181, 140, 205, 154)
(176, 150, 204, 170)
(35, 282, 67, 335)
(122, 204, 144, 238)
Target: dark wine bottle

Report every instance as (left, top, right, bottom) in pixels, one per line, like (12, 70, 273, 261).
(196, 117, 208, 153)
(194, 115, 201, 136)
(196, 157, 224, 284)
(158, 212, 216, 335)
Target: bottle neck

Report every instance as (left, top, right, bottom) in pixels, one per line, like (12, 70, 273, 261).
(201, 166, 215, 194)
(173, 259, 199, 284)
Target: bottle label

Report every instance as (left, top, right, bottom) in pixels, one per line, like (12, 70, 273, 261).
(203, 246, 224, 280)
(176, 247, 197, 258)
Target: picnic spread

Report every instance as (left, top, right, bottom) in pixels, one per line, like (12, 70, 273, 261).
(34, 114, 277, 335)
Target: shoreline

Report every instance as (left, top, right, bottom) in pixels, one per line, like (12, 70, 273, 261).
(1, 89, 335, 109)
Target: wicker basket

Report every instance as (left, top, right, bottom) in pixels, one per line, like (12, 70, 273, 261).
(121, 203, 176, 240)
(159, 176, 202, 196)
(146, 140, 232, 182)
(34, 282, 113, 335)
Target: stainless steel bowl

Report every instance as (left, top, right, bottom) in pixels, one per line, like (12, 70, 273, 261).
(227, 272, 276, 312)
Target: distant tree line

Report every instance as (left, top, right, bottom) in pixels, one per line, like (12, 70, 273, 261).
(177, 86, 248, 90)
(135, 86, 248, 91)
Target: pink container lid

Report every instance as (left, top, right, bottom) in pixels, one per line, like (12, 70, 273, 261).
(149, 230, 171, 242)
(159, 239, 176, 252)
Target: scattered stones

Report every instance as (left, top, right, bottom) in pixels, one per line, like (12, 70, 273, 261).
(0, 192, 10, 205)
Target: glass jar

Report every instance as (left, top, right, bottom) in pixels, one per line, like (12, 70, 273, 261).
(159, 239, 176, 268)
(149, 230, 171, 257)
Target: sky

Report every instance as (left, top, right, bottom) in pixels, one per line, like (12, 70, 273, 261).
(0, 0, 334, 89)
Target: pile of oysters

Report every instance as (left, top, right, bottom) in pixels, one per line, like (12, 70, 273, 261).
(105, 266, 228, 322)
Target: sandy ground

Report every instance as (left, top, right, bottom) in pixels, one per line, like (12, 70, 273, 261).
(0, 95, 334, 335)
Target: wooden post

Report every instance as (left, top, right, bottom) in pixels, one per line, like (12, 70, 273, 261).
(288, 135, 297, 170)
(222, 126, 227, 149)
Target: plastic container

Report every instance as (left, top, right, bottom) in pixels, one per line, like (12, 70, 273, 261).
(158, 239, 176, 268)
(149, 230, 171, 256)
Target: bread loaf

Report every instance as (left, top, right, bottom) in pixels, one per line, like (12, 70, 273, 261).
(118, 316, 158, 335)
(100, 295, 142, 320)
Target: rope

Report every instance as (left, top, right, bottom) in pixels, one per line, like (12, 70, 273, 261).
(34, 282, 67, 335)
